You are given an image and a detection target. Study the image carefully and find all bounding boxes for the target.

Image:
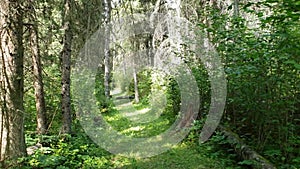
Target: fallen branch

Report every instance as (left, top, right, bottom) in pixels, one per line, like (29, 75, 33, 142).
(218, 125, 277, 169)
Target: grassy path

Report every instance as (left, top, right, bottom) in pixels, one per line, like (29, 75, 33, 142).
(99, 89, 244, 169)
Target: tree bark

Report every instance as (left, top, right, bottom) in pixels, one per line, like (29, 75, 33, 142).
(0, 0, 26, 162)
(103, 0, 112, 98)
(28, 1, 48, 134)
(60, 0, 73, 134)
(233, 0, 239, 17)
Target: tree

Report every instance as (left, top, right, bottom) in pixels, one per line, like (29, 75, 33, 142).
(133, 64, 139, 103)
(0, 0, 26, 162)
(103, 0, 112, 98)
(60, 0, 73, 134)
(28, 0, 48, 134)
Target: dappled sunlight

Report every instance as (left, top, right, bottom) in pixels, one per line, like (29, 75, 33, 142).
(123, 107, 151, 117)
(121, 126, 146, 136)
(116, 102, 133, 108)
(119, 142, 222, 169)
(100, 89, 176, 138)
(112, 87, 167, 123)
(111, 88, 123, 95)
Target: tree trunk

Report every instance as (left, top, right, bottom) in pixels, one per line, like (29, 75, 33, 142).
(60, 0, 73, 134)
(133, 67, 139, 103)
(29, 1, 48, 134)
(133, 37, 140, 103)
(103, 0, 112, 98)
(145, 34, 154, 66)
(0, 0, 26, 163)
(233, 0, 239, 17)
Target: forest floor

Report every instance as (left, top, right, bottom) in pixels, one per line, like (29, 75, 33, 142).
(97, 88, 246, 169)
(22, 89, 246, 169)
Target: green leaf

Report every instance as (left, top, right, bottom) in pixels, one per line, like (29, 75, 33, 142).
(264, 149, 281, 157)
(285, 60, 300, 70)
(238, 160, 255, 165)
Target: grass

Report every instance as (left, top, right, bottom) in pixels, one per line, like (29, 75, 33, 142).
(18, 89, 245, 169)
(91, 89, 245, 168)
(102, 106, 175, 137)
(120, 142, 237, 169)
(20, 121, 245, 169)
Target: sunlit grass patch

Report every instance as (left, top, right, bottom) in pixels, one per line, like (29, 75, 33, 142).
(102, 105, 175, 137)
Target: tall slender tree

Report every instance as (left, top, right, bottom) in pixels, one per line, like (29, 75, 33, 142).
(61, 0, 73, 134)
(0, 0, 26, 162)
(103, 0, 112, 98)
(131, 37, 140, 103)
(28, 0, 48, 134)
(133, 64, 139, 103)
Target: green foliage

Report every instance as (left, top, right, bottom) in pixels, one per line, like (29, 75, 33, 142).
(128, 69, 153, 103)
(19, 129, 111, 169)
(197, 1, 300, 168)
(17, 0, 300, 168)
(95, 69, 114, 110)
(24, 58, 62, 134)
(238, 160, 256, 166)
(16, 119, 246, 169)
(165, 77, 181, 115)
(196, 131, 244, 169)
(190, 64, 211, 116)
